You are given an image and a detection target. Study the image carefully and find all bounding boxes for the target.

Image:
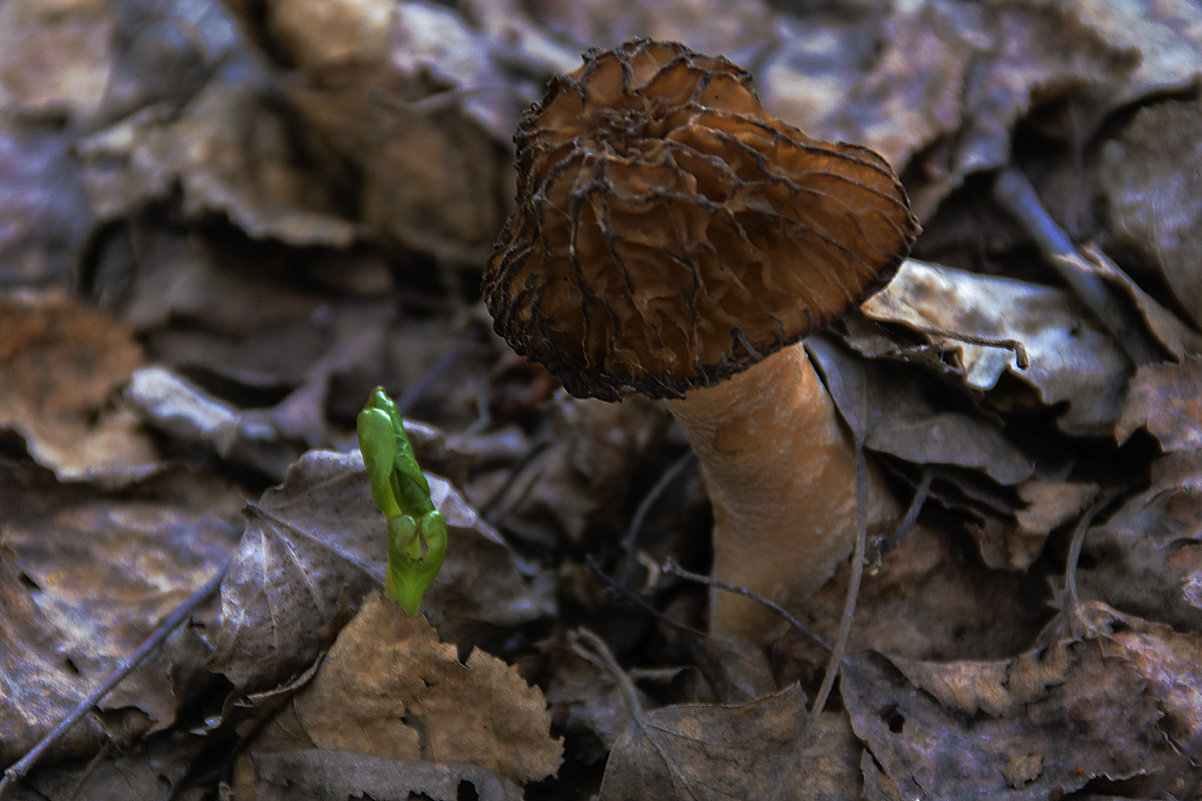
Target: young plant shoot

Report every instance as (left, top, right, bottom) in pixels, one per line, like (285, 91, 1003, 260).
(357, 387, 447, 615)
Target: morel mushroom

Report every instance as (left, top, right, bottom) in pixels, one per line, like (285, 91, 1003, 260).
(484, 39, 919, 641)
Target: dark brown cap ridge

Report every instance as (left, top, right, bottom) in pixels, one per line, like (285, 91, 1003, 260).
(484, 38, 920, 401)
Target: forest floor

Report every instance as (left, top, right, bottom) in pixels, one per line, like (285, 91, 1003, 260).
(2, 0, 1202, 799)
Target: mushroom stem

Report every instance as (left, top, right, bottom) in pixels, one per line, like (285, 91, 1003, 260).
(664, 344, 896, 643)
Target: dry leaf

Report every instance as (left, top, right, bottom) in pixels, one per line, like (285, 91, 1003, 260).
(860, 259, 1130, 436)
(250, 750, 523, 801)
(0, 0, 112, 121)
(1096, 99, 1202, 329)
(242, 592, 561, 790)
(1073, 451, 1202, 633)
(0, 293, 157, 483)
(809, 335, 1036, 486)
(598, 683, 811, 801)
(1116, 356, 1202, 451)
(78, 80, 359, 247)
(842, 637, 1180, 800)
(0, 464, 238, 764)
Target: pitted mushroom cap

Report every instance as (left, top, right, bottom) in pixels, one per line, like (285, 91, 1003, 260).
(485, 39, 919, 401)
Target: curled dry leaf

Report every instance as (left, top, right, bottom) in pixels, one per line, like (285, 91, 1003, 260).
(860, 259, 1130, 436)
(208, 449, 554, 694)
(808, 335, 1035, 488)
(223, 0, 508, 264)
(0, 293, 157, 483)
(240, 593, 560, 796)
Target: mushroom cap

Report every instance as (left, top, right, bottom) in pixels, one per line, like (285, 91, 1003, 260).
(485, 39, 919, 401)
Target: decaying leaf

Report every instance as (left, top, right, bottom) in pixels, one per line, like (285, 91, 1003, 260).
(842, 628, 1183, 800)
(598, 683, 811, 801)
(1097, 99, 1202, 330)
(1073, 451, 1202, 633)
(0, 464, 239, 764)
(1117, 356, 1202, 452)
(208, 449, 554, 694)
(238, 592, 561, 797)
(249, 750, 523, 801)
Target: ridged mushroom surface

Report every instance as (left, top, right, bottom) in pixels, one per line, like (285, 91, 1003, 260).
(485, 39, 919, 401)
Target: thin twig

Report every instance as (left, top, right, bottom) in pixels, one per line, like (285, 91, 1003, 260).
(889, 470, 934, 552)
(587, 555, 702, 638)
(620, 451, 695, 589)
(0, 562, 232, 796)
(476, 436, 553, 522)
(916, 327, 1030, 370)
(394, 326, 485, 417)
(799, 435, 868, 747)
(661, 559, 831, 653)
(992, 168, 1158, 365)
(1063, 485, 1130, 633)
(570, 628, 705, 798)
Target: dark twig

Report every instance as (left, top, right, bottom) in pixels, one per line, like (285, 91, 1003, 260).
(477, 436, 553, 522)
(661, 558, 831, 653)
(0, 562, 231, 796)
(891, 470, 934, 550)
(799, 432, 869, 749)
(620, 451, 695, 590)
(587, 555, 700, 638)
(992, 168, 1159, 365)
(1064, 484, 1131, 632)
(394, 326, 485, 417)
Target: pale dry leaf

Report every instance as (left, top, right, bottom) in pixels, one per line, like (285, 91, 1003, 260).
(861, 259, 1130, 436)
(280, 592, 562, 785)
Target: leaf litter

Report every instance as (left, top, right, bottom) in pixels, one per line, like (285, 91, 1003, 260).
(2, 0, 1202, 798)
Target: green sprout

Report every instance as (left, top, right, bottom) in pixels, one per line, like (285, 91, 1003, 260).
(357, 387, 447, 615)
